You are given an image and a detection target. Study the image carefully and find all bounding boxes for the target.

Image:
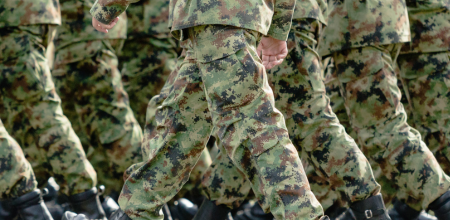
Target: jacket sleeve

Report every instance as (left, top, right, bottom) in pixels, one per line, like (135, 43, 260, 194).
(90, 0, 140, 24)
(267, 0, 296, 41)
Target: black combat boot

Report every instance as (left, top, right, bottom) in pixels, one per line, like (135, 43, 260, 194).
(11, 189, 53, 220)
(109, 208, 132, 220)
(427, 191, 450, 220)
(234, 202, 274, 220)
(169, 198, 198, 220)
(68, 187, 106, 220)
(325, 201, 353, 220)
(98, 185, 120, 218)
(0, 200, 17, 219)
(347, 194, 390, 220)
(192, 199, 233, 220)
(388, 199, 436, 220)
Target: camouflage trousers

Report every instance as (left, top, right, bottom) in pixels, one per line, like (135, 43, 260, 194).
(202, 19, 380, 212)
(52, 39, 143, 195)
(397, 51, 450, 174)
(324, 44, 450, 211)
(119, 35, 211, 200)
(143, 61, 212, 201)
(0, 119, 37, 199)
(117, 25, 323, 220)
(119, 36, 178, 128)
(0, 24, 97, 196)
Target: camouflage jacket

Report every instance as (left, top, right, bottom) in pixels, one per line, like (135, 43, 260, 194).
(125, 0, 171, 39)
(401, 0, 450, 54)
(318, 0, 411, 56)
(293, 0, 327, 25)
(54, 0, 127, 50)
(90, 0, 296, 41)
(0, 0, 61, 28)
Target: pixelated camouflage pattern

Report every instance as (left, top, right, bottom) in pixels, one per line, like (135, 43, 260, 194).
(52, 39, 143, 194)
(119, 37, 178, 128)
(202, 19, 380, 211)
(318, 0, 411, 56)
(0, 120, 37, 200)
(0, 24, 97, 196)
(90, 0, 296, 41)
(117, 25, 323, 220)
(397, 51, 450, 176)
(0, 0, 61, 28)
(90, 0, 138, 24)
(400, 1, 450, 54)
(292, 0, 327, 24)
(124, 0, 171, 38)
(268, 18, 379, 203)
(332, 44, 450, 211)
(54, 0, 127, 50)
(134, 62, 212, 200)
(322, 58, 399, 206)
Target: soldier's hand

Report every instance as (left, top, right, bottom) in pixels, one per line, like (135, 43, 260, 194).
(92, 17, 119, 33)
(256, 36, 288, 70)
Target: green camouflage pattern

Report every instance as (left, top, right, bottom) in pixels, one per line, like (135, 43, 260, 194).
(322, 58, 399, 206)
(118, 0, 178, 128)
(202, 19, 380, 211)
(124, 0, 171, 38)
(52, 39, 143, 194)
(51, 0, 143, 195)
(117, 25, 324, 220)
(54, 0, 127, 50)
(397, 51, 450, 176)
(119, 37, 178, 128)
(0, 0, 61, 28)
(0, 120, 37, 200)
(292, 0, 326, 24)
(141, 78, 212, 200)
(90, 0, 296, 41)
(318, 0, 411, 56)
(400, 1, 450, 54)
(120, 0, 210, 201)
(0, 24, 97, 196)
(268, 19, 379, 204)
(331, 44, 450, 211)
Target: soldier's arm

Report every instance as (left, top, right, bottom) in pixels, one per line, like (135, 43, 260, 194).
(266, 0, 296, 41)
(90, 0, 140, 25)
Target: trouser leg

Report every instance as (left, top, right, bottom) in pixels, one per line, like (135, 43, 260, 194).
(0, 120, 37, 200)
(334, 44, 450, 210)
(0, 25, 96, 196)
(53, 40, 143, 194)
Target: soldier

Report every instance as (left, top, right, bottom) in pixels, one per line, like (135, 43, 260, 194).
(200, 0, 391, 218)
(388, 1, 450, 218)
(51, 0, 143, 212)
(0, 0, 106, 219)
(0, 120, 53, 220)
(90, 0, 329, 219)
(396, 0, 450, 185)
(316, 0, 450, 217)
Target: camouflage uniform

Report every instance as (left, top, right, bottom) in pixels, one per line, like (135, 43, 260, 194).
(91, 0, 326, 219)
(118, 0, 210, 199)
(52, 0, 143, 195)
(0, 0, 97, 196)
(142, 60, 212, 200)
(396, 1, 450, 175)
(318, 0, 450, 211)
(118, 0, 179, 128)
(202, 0, 382, 211)
(0, 120, 37, 200)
